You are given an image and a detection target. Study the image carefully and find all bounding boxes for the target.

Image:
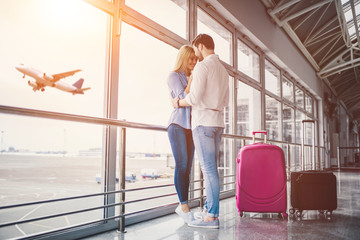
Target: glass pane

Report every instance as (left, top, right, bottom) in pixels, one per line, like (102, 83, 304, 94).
(118, 23, 178, 126)
(125, 0, 187, 39)
(0, 0, 107, 117)
(119, 128, 177, 214)
(237, 40, 260, 82)
(197, 7, 233, 65)
(296, 111, 305, 144)
(219, 138, 235, 192)
(237, 81, 261, 136)
(295, 86, 304, 109)
(266, 95, 281, 141)
(283, 104, 294, 143)
(265, 60, 281, 96)
(0, 114, 103, 238)
(224, 77, 234, 134)
(305, 93, 313, 114)
(282, 77, 294, 102)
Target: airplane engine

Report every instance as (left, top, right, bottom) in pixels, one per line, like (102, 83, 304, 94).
(43, 73, 54, 81)
(28, 80, 37, 88)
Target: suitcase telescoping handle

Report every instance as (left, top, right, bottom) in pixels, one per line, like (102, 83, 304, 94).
(252, 131, 267, 144)
(302, 120, 316, 171)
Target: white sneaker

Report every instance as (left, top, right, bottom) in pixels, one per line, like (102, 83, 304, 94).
(194, 210, 207, 220)
(175, 205, 194, 224)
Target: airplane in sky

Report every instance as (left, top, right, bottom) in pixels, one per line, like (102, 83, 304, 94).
(15, 64, 91, 95)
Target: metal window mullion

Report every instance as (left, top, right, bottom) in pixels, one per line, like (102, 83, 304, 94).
(103, 0, 121, 221)
(279, 70, 284, 143)
(189, 0, 197, 41)
(260, 53, 266, 130)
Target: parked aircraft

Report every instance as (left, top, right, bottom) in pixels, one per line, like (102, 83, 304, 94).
(15, 64, 90, 94)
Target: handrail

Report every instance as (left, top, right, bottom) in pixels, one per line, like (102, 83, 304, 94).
(0, 105, 167, 132)
(1, 105, 318, 148)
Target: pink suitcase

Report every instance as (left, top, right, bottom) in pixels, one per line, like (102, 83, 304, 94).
(236, 131, 287, 218)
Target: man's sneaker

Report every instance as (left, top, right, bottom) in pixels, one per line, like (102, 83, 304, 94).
(188, 219, 219, 229)
(175, 205, 194, 224)
(194, 211, 207, 220)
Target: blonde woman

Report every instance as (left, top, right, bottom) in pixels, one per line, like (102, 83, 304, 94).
(167, 45, 197, 224)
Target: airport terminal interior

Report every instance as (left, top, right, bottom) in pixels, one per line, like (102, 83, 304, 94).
(1, 0, 360, 239)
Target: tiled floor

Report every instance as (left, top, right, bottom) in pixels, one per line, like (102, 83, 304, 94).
(82, 171, 360, 240)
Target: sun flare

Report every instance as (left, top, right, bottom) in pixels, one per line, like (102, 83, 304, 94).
(40, 0, 87, 27)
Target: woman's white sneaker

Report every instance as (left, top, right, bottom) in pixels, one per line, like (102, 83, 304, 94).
(175, 205, 194, 224)
(194, 211, 207, 219)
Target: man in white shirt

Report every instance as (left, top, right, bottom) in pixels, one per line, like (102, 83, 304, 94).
(173, 34, 229, 228)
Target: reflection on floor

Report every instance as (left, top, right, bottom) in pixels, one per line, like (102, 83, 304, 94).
(82, 171, 360, 240)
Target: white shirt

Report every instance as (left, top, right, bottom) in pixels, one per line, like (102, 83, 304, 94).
(185, 54, 229, 129)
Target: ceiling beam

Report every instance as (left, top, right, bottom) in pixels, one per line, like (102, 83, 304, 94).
(302, 2, 332, 45)
(350, 0, 360, 48)
(313, 34, 342, 58)
(304, 16, 338, 47)
(318, 46, 360, 77)
(279, 0, 334, 25)
(345, 96, 360, 112)
(337, 82, 360, 98)
(332, 70, 355, 87)
(270, 0, 301, 15)
(266, 7, 320, 71)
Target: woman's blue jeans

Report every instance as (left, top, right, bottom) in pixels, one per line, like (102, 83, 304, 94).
(168, 124, 195, 204)
(192, 126, 223, 218)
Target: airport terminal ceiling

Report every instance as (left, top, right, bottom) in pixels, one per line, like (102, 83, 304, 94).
(261, 0, 360, 122)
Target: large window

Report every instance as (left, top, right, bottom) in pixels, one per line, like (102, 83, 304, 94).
(237, 40, 260, 82)
(0, 1, 108, 238)
(197, 7, 233, 65)
(125, 0, 187, 39)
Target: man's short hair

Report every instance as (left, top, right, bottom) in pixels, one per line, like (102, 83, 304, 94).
(192, 34, 215, 50)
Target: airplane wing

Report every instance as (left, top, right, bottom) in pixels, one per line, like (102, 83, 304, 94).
(52, 69, 82, 82)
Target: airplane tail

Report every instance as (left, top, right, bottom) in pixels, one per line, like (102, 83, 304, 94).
(73, 78, 84, 89)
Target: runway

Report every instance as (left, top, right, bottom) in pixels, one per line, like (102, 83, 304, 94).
(0, 153, 177, 239)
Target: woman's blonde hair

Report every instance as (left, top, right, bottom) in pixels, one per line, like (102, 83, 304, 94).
(173, 45, 195, 74)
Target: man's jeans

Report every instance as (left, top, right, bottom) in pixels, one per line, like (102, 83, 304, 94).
(168, 124, 195, 204)
(192, 126, 224, 218)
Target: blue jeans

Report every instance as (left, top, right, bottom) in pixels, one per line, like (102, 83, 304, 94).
(192, 126, 223, 218)
(168, 124, 195, 204)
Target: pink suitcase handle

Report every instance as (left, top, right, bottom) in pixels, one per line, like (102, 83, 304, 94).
(252, 131, 267, 143)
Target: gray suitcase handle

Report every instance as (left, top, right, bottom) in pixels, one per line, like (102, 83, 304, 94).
(302, 120, 316, 171)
